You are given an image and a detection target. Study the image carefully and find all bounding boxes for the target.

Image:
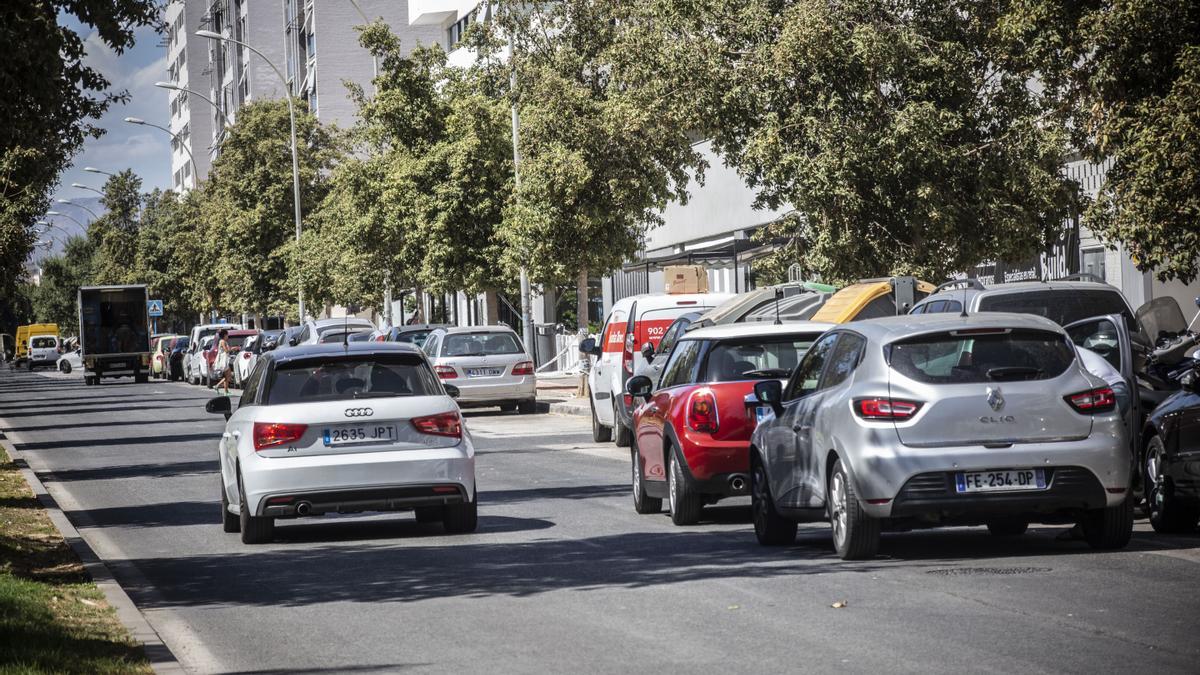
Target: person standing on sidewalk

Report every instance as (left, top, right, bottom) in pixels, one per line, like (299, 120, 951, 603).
(212, 329, 233, 395)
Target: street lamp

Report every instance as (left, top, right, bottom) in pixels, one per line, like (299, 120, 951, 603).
(83, 167, 115, 177)
(154, 81, 232, 131)
(124, 116, 199, 190)
(55, 199, 100, 220)
(46, 210, 87, 229)
(196, 28, 307, 321)
(71, 182, 105, 196)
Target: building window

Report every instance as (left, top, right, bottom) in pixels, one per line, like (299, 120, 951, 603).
(447, 9, 479, 49)
(1081, 248, 1107, 282)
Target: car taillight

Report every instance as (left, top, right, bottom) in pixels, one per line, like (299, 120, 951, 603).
(1065, 387, 1116, 414)
(623, 331, 636, 375)
(412, 411, 462, 438)
(253, 422, 308, 450)
(854, 398, 922, 420)
(687, 389, 719, 433)
(434, 365, 457, 379)
(512, 361, 534, 376)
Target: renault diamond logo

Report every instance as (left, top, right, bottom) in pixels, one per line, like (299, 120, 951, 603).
(344, 408, 374, 418)
(986, 387, 1005, 412)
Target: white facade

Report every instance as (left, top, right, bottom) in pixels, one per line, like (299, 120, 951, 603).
(164, 1, 215, 191)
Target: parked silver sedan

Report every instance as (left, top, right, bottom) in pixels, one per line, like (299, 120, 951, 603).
(749, 312, 1133, 560)
(424, 326, 537, 413)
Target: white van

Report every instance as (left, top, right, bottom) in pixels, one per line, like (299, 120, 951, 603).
(579, 292, 733, 445)
(28, 335, 61, 370)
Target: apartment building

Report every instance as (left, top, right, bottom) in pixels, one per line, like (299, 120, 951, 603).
(165, 0, 441, 190)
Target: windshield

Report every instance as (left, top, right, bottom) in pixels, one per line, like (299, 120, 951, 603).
(889, 329, 1075, 383)
(31, 336, 56, 349)
(316, 322, 372, 336)
(1136, 297, 1187, 341)
(704, 335, 819, 382)
(395, 330, 433, 345)
(443, 332, 522, 356)
(319, 330, 372, 344)
(979, 290, 1135, 329)
(226, 335, 252, 349)
(265, 354, 442, 404)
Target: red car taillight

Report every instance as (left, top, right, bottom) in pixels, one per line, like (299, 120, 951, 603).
(1065, 387, 1116, 414)
(622, 331, 635, 375)
(854, 398, 922, 420)
(412, 411, 462, 438)
(253, 422, 308, 450)
(687, 389, 719, 433)
(434, 365, 457, 379)
(512, 361, 534, 376)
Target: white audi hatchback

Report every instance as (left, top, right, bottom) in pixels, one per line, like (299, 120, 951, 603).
(206, 342, 477, 544)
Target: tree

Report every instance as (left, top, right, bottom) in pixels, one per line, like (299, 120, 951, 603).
(30, 236, 92, 334)
(484, 2, 709, 328)
(136, 189, 204, 329)
(0, 1, 158, 298)
(88, 170, 142, 285)
(204, 99, 338, 322)
(1006, 1, 1200, 283)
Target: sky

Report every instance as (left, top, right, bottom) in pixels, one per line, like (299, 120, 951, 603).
(55, 20, 172, 207)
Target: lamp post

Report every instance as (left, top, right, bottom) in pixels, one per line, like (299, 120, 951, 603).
(154, 81, 232, 136)
(196, 29, 306, 322)
(46, 210, 87, 229)
(36, 220, 71, 236)
(124, 117, 199, 190)
(71, 182, 104, 196)
(55, 199, 99, 220)
(83, 167, 115, 177)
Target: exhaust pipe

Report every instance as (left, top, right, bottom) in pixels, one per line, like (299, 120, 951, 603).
(295, 501, 312, 516)
(729, 475, 747, 492)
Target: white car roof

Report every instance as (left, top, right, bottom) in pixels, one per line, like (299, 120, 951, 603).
(312, 317, 374, 328)
(849, 311, 1066, 342)
(609, 292, 735, 313)
(439, 325, 518, 335)
(683, 321, 836, 341)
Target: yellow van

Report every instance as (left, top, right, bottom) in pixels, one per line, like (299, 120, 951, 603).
(809, 277, 935, 323)
(15, 323, 60, 363)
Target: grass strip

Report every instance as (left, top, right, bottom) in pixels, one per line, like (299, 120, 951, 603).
(0, 447, 151, 674)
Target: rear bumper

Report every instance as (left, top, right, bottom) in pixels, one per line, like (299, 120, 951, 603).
(241, 442, 475, 515)
(886, 466, 1109, 522)
(259, 483, 469, 517)
(451, 377, 536, 404)
(679, 434, 751, 482)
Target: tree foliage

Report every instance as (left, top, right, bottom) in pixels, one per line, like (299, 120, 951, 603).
(0, 0, 159, 298)
(1006, 1, 1200, 283)
(88, 170, 142, 285)
(29, 236, 92, 335)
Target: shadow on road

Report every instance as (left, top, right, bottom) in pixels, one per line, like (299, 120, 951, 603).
(14, 432, 217, 452)
(5, 418, 213, 434)
(42, 459, 219, 483)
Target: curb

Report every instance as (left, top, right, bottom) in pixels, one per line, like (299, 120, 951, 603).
(547, 400, 589, 417)
(0, 434, 185, 674)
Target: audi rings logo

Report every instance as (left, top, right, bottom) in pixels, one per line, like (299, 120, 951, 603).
(344, 408, 374, 418)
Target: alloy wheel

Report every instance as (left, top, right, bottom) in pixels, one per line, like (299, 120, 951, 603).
(1147, 445, 1164, 512)
(751, 463, 768, 533)
(830, 471, 848, 549)
(668, 458, 678, 514)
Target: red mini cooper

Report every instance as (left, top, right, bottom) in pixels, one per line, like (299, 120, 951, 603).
(626, 322, 833, 525)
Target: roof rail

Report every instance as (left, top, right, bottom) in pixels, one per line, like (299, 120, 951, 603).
(934, 278, 986, 293)
(1053, 272, 1108, 285)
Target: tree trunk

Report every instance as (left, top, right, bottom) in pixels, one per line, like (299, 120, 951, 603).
(576, 268, 589, 332)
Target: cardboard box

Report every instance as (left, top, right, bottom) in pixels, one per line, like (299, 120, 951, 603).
(663, 265, 709, 294)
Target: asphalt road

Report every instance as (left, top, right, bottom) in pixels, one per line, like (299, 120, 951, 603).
(3, 367, 1199, 674)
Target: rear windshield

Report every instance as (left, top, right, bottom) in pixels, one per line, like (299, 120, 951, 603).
(394, 330, 433, 345)
(443, 332, 521, 356)
(319, 330, 371, 344)
(227, 335, 252, 348)
(265, 355, 441, 404)
(889, 329, 1075, 383)
(31, 337, 56, 348)
(978, 290, 1134, 328)
(316, 323, 372, 336)
(705, 336, 819, 382)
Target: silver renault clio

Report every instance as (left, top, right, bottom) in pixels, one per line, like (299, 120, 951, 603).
(749, 312, 1133, 560)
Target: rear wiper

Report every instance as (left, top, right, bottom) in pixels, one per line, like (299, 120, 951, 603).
(352, 391, 406, 398)
(457, 352, 487, 357)
(986, 366, 1042, 381)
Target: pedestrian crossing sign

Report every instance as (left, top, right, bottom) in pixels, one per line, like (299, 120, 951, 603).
(147, 299, 164, 317)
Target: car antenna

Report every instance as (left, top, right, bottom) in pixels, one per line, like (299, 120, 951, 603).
(960, 283, 969, 318)
(773, 288, 783, 325)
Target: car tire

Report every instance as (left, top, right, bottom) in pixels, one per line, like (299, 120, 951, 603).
(443, 492, 478, 534)
(84, 376, 97, 386)
(828, 458, 880, 560)
(613, 401, 631, 448)
(591, 398, 612, 443)
(1082, 493, 1134, 550)
(986, 519, 1029, 537)
(1145, 435, 1200, 533)
(238, 471, 274, 544)
(517, 399, 537, 415)
(751, 451, 797, 546)
(221, 481, 240, 533)
(667, 447, 702, 526)
(499, 402, 517, 413)
(631, 445, 662, 514)
(414, 506, 442, 524)
(135, 374, 148, 384)
(59, 361, 71, 374)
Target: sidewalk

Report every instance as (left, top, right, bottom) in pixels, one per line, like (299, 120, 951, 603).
(536, 373, 589, 418)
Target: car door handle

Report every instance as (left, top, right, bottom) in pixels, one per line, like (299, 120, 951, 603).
(792, 424, 811, 432)
(231, 431, 241, 440)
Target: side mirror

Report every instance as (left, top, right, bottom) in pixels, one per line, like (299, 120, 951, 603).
(205, 396, 232, 420)
(754, 380, 784, 414)
(444, 384, 460, 399)
(579, 337, 600, 357)
(288, 337, 299, 346)
(641, 342, 655, 362)
(626, 374, 654, 401)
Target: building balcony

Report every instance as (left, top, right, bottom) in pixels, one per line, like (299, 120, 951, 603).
(409, 0, 475, 26)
